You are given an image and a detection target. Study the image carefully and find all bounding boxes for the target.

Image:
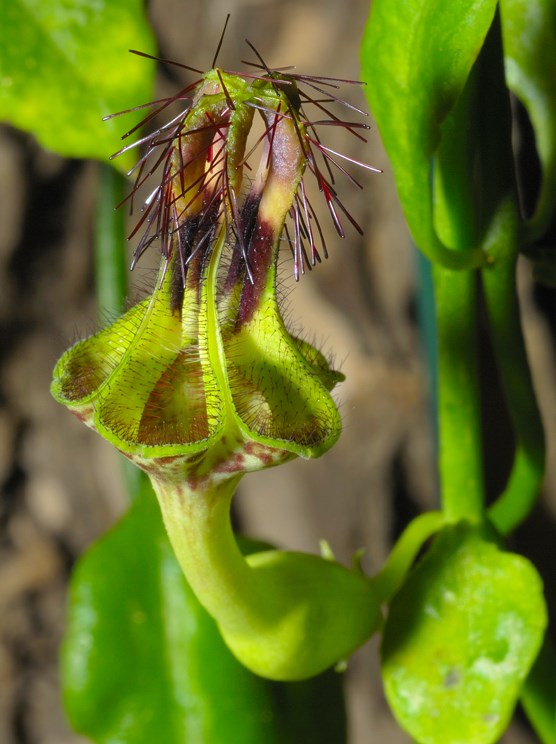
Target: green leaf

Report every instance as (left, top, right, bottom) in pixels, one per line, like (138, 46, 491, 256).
(62, 479, 346, 743)
(360, 0, 496, 268)
(500, 0, 556, 240)
(381, 523, 547, 744)
(0, 0, 156, 171)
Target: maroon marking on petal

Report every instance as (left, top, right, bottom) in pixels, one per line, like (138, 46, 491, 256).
(244, 440, 278, 467)
(225, 190, 263, 292)
(182, 473, 210, 494)
(237, 218, 276, 325)
(170, 251, 187, 313)
(214, 453, 245, 474)
(72, 410, 91, 423)
(157, 455, 182, 465)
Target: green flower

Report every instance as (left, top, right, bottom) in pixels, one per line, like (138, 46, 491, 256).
(52, 63, 381, 680)
(52, 72, 343, 473)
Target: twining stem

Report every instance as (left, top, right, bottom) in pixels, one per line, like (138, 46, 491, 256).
(473, 17, 545, 535)
(482, 206, 545, 535)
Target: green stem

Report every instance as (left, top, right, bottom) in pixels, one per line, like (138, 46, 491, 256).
(370, 511, 444, 603)
(520, 635, 556, 744)
(482, 213, 545, 534)
(430, 68, 486, 524)
(433, 267, 485, 522)
(472, 16, 545, 535)
(94, 163, 128, 319)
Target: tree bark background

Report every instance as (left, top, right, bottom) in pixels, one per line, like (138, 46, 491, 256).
(0, 0, 554, 742)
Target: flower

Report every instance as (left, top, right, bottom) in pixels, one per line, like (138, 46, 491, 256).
(52, 56, 382, 681)
(52, 67, 346, 479)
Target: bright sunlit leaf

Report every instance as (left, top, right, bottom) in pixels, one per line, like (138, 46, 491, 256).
(0, 0, 156, 171)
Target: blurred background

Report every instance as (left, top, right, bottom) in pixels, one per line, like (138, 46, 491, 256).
(0, 0, 554, 741)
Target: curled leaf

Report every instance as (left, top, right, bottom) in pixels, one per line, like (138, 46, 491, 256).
(500, 0, 556, 240)
(361, 0, 497, 267)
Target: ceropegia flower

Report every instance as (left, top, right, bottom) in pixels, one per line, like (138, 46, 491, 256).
(53, 49, 380, 474)
(51, 44, 382, 680)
